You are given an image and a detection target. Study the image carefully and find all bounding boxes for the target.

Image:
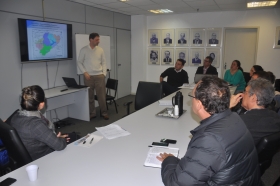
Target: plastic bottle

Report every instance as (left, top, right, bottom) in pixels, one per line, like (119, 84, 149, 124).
(174, 105, 179, 116)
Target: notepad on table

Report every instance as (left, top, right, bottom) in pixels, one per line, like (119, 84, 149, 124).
(144, 146, 179, 168)
(96, 124, 130, 140)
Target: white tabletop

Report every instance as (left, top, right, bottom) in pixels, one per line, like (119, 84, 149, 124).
(0, 88, 200, 186)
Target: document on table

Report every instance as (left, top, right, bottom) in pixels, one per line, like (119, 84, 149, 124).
(144, 146, 179, 168)
(158, 100, 172, 106)
(96, 124, 130, 140)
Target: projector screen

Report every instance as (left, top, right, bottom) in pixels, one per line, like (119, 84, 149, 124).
(18, 18, 73, 62)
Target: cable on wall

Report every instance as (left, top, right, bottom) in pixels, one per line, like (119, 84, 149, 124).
(21, 63, 23, 90)
(46, 62, 49, 89)
(54, 61, 59, 87)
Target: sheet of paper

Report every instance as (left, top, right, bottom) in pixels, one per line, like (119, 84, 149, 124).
(96, 124, 130, 140)
(77, 134, 103, 148)
(158, 100, 172, 106)
(144, 146, 179, 168)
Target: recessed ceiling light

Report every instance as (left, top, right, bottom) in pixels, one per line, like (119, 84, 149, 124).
(119, 0, 129, 2)
(149, 9, 173, 14)
(247, 1, 277, 8)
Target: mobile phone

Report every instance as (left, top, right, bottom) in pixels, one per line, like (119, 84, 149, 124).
(160, 139, 177, 144)
(0, 177, 17, 186)
(152, 142, 168, 146)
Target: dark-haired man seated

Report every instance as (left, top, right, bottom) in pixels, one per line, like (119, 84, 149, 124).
(230, 78, 280, 145)
(160, 59, 188, 96)
(157, 76, 260, 185)
(195, 56, 218, 75)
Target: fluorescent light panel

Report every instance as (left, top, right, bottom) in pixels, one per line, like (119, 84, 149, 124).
(247, 1, 277, 7)
(149, 9, 173, 14)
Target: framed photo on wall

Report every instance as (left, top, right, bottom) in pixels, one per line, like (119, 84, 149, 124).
(190, 28, 205, 47)
(161, 48, 174, 65)
(148, 29, 161, 47)
(162, 29, 175, 47)
(189, 48, 204, 66)
(148, 48, 160, 65)
(273, 26, 280, 49)
(175, 28, 189, 46)
(206, 48, 221, 68)
(206, 28, 222, 47)
(175, 48, 189, 65)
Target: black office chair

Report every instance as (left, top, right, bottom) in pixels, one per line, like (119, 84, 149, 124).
(243, 72, 251, 84)
(5, 109, 19, 125)
(95, 78, 118, 114)
(256, 131, 280, 176)
(273, 176, 280, 186)
(0, 119, 32, 169)
(275, 79, 280, 92)
(124, 81, 162, 116)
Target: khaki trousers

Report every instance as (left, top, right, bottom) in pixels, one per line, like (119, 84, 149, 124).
(84, 74, 108, 117)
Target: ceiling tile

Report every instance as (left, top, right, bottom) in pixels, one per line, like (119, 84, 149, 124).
(118, 6, 144, 12)
(185, 0, 217, 7)
(137, 4, 165, 10)
(102, 2, 132, 8)
(151, 0, 184, 3)
(214, 0, 247, 5)
(218, 3, 247, 9)
(86, 0, 119, 4)
(125, 0, 157, 6)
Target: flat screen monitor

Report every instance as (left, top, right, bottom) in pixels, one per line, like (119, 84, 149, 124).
(18, 18, 73, 63)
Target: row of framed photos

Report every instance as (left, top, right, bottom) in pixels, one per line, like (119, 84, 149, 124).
(148, 28, 222, 47)
(148, 48, 221, 67)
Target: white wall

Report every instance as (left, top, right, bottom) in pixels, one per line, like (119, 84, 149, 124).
(0, 0, 131, 119)
(131, 8, 280, 93)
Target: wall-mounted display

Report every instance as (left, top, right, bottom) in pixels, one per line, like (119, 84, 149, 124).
(206, 28, 222, 47)
(148, 29, 161, 47)
(162, 29, 175, 47)
(189, 48, 204, 66)
(175, 48, 188, 65)
(190, 28, 205, 47)
(273, 26, 280, 49)
(206, 48, 220, 68)
(161, 48, 174, 65)
(175, 28, 189, 46)
(148, 48, 160, 65)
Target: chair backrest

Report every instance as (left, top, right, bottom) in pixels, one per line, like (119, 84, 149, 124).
(5, 109, 19, 125)
(275, 79, 280, 91)
(106, 78, 118, 98)
(135, 81, 162, 111)
(256, 131, 280, 176)
(243, 72, 251, 84)
(0, 119, 32, 168)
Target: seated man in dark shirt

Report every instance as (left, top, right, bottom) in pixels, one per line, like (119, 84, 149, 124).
(160, 59, 188, 96)
(195, 56, 218, 75)
(230, 78, 280, 145)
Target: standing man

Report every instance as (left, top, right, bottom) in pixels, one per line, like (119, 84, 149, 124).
(160, 59, 188, 96)
(195, 56, 218, 75)
(157, 76, 261, 185)
(77, 33, 109, 120)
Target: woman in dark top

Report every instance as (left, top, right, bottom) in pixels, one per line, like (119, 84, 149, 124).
(249, 65, 264, 77)
(10, 85, 68, 160)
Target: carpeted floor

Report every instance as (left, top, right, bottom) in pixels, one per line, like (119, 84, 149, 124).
(56, 95, 280, 186)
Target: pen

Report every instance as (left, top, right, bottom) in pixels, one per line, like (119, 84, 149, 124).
(90, 138, 94, 144)
(83, 140, 86, 144)
(77, 134, 89, 144)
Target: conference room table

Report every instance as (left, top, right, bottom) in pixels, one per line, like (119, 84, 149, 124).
(0, 87, 235, 185)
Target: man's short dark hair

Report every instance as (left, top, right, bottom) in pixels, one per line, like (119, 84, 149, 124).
(247, 78, 274, 107)
(253, 71, 276, 84)
(205, 56, 213, 63)
(177, 59, 186, 66)
(89, 33, 100, 40)
(195, 76, 230, 115)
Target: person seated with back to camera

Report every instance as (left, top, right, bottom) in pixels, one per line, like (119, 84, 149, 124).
(230, 78, 280, 145)
(9, 85, 68, 160)
(160, 59, 189, 96)
(157, 76, 261, 186)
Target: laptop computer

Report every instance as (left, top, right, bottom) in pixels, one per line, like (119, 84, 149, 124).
(194, 74, 218, 84)
(62, 77, 88, 89)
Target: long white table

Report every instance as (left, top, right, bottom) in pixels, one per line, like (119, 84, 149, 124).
(43, 86, 90, 121)
(0, 88, 200, 185)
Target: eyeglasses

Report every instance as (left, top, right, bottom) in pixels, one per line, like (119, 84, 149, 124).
(188, 92, 196, 99)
